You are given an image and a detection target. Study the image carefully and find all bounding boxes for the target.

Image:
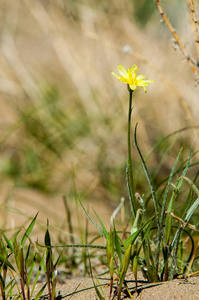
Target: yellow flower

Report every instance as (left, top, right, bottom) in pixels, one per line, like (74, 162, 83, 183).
(111, 64, 155, 92)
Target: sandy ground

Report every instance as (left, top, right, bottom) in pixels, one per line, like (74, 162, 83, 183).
(55, 275, 199, 300)
(23, 272, 199, 300)
(2, 190, 199, 300)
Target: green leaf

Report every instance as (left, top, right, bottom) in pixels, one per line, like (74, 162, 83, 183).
(0, 230, 13, 251)
(0, 254, 16, 272)
(92, 208, 108, 239)
(89, 255, 105, 300)
(124, 217, 154, 246)
(93, 280, 104, 300)
(27, 253, 36, 287)
(19, 247, 25, 281)
(134, 123, 159, 218)
(137, 220, 153, 256)
(184, 197, 199, 223)
(161, 147, 183, 226)
(0, 273, 5, 300)
(45, 227, 51, 247)
(118, 243, 132, 298)
(34, 283, 47, 300)
(78, 196, 106, 237)
(132, 255, 138, 289)
(165, 149, 193, 245)
(21, 212, 38, 247)
(115, 230, 123, 265)
(30, 256, 44, 298)
(0, 236, 6, 257)
(179, 176, 199, 197)
(179, 147, 193, 189)
(12, 240, 21, 273)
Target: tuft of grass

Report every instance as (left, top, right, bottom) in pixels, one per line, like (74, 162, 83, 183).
(0, 213, 49, 300)
(0, 132, 199, 299)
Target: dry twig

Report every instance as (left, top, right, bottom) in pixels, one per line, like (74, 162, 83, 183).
(165, 211, 199, 232)
(186, 0, 199, 61)
(154, 0, 199, 79)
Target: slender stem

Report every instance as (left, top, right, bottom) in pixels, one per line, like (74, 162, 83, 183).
(127, 87, 136, 218)
(134, 123, 160, 280)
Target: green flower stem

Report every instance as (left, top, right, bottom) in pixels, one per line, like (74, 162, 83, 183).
(127, 87, 136, 218)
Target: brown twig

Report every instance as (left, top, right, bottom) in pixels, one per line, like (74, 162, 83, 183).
(154, 0, 199, 78)
(187, 0, 199, 61)
(165, 211, 199, 232)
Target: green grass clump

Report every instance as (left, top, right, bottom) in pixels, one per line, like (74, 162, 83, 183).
(0, 99, 199, 300)
(73, 129, 199, 299)
(0, 214, 65, 300)
(1, 78, 199, 300)
(62, 76, 199, 299)
(0, 213, 47, 300)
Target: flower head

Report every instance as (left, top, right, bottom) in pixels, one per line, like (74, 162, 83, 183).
(111, 64, 155, 92)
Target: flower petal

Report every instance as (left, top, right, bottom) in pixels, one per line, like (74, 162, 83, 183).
(144, 80, 155, 83)
(111, 64, 155, 92)
(111, 71, 121, 80)
(138, 81, 147, 86)
(136, 75, 147, 80)
(131, 64, 138, 72)
(117, 64, 128, 78)
(143, 86, 147, 93)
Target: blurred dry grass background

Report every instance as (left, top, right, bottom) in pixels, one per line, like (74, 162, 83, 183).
(0, 0, 199, 239)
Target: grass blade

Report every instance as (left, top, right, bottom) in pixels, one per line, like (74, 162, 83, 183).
(21, 213, 39, 247)
(160, 147, 183, 227)
(92, 208, 108, 239)
(78, 195, 106, 238)
(33, 283, 47, 300)
(184, 198, 199, 223)
(0, 254, 16, 272)
(88, 256, 105, 300)
(0, 230, 14, 252)
(124, 216, 155, 246)
(134, 124, 160, 229)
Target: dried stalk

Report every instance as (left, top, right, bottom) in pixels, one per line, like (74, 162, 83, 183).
(165, 211, 199, 233)
(154, 0, 199, 78)
(186, 0, 199, 61)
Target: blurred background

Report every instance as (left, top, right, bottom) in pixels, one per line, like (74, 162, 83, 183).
(0, 0, 199, 241)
